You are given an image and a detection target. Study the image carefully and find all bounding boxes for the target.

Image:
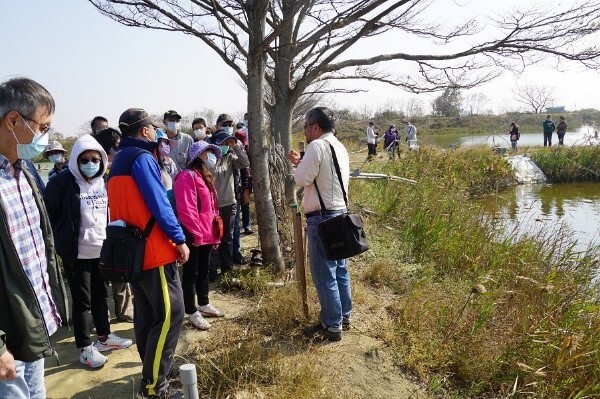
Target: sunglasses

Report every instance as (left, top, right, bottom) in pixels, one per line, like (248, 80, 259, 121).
(79, 157, 101, 164)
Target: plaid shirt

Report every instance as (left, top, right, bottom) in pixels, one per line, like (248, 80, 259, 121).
(0, 156, 61, 336)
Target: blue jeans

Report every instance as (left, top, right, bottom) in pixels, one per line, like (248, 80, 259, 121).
(306, 211, 352, 331)
(0, 358, 45, 399)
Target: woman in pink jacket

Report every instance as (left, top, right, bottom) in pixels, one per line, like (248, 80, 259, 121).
(174, 141, 224, 330)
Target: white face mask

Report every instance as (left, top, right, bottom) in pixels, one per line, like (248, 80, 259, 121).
(205, 152, 217, 169)
(48, 154, 64, 164)
(194, 128, 206, 140)
(167, 121, 180, 132)
(221, 126, 233, 135)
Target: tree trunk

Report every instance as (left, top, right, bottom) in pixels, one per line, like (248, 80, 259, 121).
(271, 100, 296, 205)
(246, 0, 285, 273)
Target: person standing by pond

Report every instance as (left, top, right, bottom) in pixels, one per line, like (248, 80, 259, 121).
(543, 115, 555, 147)
(508, 122, 520, 151)
(556, 116, 567, 146)
(366, 121, 377, 161)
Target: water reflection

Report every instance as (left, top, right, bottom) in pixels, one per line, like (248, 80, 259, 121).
(482, 182, 600, 249)
(433, 125, 599, 149)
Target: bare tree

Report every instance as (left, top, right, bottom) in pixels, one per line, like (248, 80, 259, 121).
(403, 97, 425, 118)
(513, 84, 556, 114)
(88, 0, 600, 269)
(462, 92, 490, 116)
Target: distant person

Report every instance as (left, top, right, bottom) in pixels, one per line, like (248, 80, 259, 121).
(90, 116, 109, 135)
(404, 120, 417, 150)
(44, 141, 68, 180)
(111, 108, 189, 398)
(543, 115, 556, 147)
(508, 122, 520, 151)
(174, 141, 225, 330)
(155, 129, 179, 191)
(93, 127, 121, 169)
(0, 77, 68, 398)
(44, 134, 132, 368)
(383, 125, 399, 159)
(163, 110, 194, 170)
(191, 117, 208, 142)
(287, 106, 352, 342)
(366, 121, 377, 160)
(235, 124, 253, 235)
(556, 116, 567, 145)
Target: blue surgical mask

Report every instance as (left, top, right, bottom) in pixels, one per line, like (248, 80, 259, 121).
(79, 162, 100, 178)
(243, 120, 248, 127)
(13, 117, 49, 160)
(48, 154, 64, 164)
(206, 152, 217, 168)
(222, 126, 233, 135)
(219, 145, 229, 156)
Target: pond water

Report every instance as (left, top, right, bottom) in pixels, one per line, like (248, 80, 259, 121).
(481, 182, 600, 251)
(431, 125, 599, 149)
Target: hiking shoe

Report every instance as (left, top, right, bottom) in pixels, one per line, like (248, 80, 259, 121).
(136, 387, 184, 399)
(243, 228, 254, 235)
(302, 323, 342, 342)
(94, 332, 133, 352)
(189, 311, 211, 330)
(233, 252, 247, 265)
(80, 345, 108, 368)
(199, 304, 225, 318)
(342, 317, 351, 331)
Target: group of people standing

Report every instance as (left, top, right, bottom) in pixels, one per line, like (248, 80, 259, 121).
(507, 115, 568, 152)
(1, 76, 355, 399)
(366, 120, 417, 160)
(0, 77, 255, 398)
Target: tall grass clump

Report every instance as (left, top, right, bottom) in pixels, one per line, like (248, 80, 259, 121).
(352, 147, 600, 397)
(531, 146, 600, 182)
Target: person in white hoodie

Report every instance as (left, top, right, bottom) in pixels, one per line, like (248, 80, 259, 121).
(44, 134, 132, 369)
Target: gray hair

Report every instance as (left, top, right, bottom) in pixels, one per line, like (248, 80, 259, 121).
(0, 77, 55, 120)
(305, 107, 335, 132)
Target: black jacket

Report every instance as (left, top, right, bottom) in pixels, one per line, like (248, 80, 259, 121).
(44, 169, 81, 263)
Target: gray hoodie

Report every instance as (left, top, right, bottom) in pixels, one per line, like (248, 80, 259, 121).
(68, 134, 109, 259)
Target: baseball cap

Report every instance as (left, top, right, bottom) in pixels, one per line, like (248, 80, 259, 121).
(187, 141, 222, 165)
(212, 131, 235, 145)
(156, 129, 176, 145)
(216, 114, 233, 125)
(118, 108, 161, 135)
(163, 110, 182, 120)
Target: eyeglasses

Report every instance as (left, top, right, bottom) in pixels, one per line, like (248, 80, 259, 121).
(21, 114, 51, 133)
(79, 157, 101, 164)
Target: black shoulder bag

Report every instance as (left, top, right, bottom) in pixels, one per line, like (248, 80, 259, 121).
(313, 142, 369, 261)
(99, 217, 155, 283)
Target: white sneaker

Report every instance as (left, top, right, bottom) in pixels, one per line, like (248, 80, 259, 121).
(189, 311, 212, 330)
(94, 333, 133, 352)
(199, 304, 225, 318)
(80, 345, 108, 368)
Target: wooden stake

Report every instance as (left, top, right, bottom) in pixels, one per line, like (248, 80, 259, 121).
(292, 204, 309, 319)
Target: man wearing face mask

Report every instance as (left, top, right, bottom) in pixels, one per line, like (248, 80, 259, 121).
(163, 110, 193, 170)
(208, 114, 250, 280)
(109, 108, 189, 398)
(44, 141, 69, 180)
(0, 77, 69, 397)
(192, 117, 209, 142)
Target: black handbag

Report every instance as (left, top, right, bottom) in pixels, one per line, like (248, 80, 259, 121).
(99, 217, 155, 282)
(313, 142, 369, 261)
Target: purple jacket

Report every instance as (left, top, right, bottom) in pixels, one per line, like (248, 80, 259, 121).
(174, 169, 221, 246)
(384, 129, 397, 148)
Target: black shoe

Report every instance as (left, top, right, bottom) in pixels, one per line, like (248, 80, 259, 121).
(242, 229, 254, 235)
(302, 323, 342, 342)
(233, 252, 247, 265)
(342, 318, 351, 331)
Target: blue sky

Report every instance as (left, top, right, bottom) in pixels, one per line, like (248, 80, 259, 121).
(2, 0, 600, 136)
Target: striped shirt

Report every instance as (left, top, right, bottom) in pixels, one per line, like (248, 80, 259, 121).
(0, 156, 61, 336)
